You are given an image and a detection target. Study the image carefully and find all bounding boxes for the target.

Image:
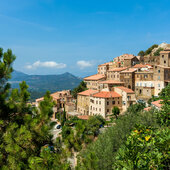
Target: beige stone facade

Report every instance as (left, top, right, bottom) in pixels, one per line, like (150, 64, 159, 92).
(98, 62, 113, 75)
(107, 67, 127, 81)
(114, 86, 136, 112)
(120, 68, 136, 90)
(36, 90, 74, 120)
(84, 74, 106, 90)
(77, 89, 98, 115)
(89, 90, 122, 119)
(113, 54, 139, 67)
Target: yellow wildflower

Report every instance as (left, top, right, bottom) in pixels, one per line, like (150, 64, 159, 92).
(145, 136, 151, 141)
(134, 130, 138, 133)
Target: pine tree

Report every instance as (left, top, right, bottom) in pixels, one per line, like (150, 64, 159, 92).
(0, 48, 70, 169)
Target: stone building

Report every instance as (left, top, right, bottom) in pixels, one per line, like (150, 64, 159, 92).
(35, 90, 74, 120)
(114, 86, 136, 112)
(84, 74, 106, 90)
(113, 54, 139, 67)
(89, 89, 122, 119)
(153, 49, 170, 96)
(98, 80, 125, 91)
(77, 89, 98, 115)
(120, 68, 137, 90)
(107, 67, 127, 81)
(97, 62, 113, 75)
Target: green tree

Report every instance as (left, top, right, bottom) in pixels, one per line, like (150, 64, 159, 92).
(145, 44, 158, 55)
(138, 50, 145, 57)
(0, 47, 70, 169)
(71, 81, 87, 98)
(154, 47, 164, 56)
(112, 106, 120, 119)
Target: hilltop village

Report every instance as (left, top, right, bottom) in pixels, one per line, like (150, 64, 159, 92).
(36, 43, 170, 120)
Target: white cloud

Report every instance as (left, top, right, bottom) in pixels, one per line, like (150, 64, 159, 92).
(25, 61, 66, 69)
(77, 60, 93, 69)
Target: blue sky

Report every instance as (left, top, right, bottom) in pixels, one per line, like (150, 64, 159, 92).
(0, 0, 170, 77)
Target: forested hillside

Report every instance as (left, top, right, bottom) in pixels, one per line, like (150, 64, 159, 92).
(10, 70, 82, 100)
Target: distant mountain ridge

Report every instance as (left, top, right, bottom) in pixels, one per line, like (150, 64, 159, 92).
(10, 70, 82, 94)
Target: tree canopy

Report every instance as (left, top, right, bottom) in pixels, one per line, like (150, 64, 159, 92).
(0, 48, 70, 169)
(71, 81, 87, 98)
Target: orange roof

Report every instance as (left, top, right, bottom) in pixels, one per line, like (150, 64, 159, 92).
(84, 74, 106, 81)
(121, 68, 137, 73)
(98, 62, 113, 66)
(144, 107, 151, 111)
(36, 97, 44, 102)
(160, 50, 170, 54)
(151, 99, 163, 108)
(92, 91, 121, 98)
(133, 64, 147, 68)
(99, 80, 124, 84)
(78, 89, 98, 96)
(77, 115, 89, 120)
(115, 86, 134, 93)
(51, 92, 60, 100)
(108, 67, 127, 72)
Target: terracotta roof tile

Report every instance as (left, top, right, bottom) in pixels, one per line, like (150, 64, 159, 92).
(77, 115, 89, 120)
(98, 62, 113, 66)
(84, 74, 106, 81)
(144, 107, 151, 111)
(108, 67, 128, 72)
(151, 99, 163, 108)
(92, 91, 121, 98)
(115, 86, 135, 93)
(99, 80, 124, 84)
(121, 68, 137, 73)
(133, 64, 147, 68)
(160, 50, 170, 54)
(78, 89, 98, 96)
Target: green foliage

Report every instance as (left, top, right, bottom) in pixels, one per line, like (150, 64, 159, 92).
(145, 44, 158, 55)
(127, 103, 145, 113)
(154, 47, 164, 56)
(0, 48, 70, 169)
(76, 99, 164, 170)
(113, 125, 170, 169)
(112, 106, 120, 119)
(137, 50, 145, 57)
(137, 44, 159, 56)
(71, 81, 87, 98)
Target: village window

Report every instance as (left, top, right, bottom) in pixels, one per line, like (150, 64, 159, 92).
(158, 70, 160, 73)
(164, 60, 166, 64)
(96, 101, 98, 104)
(139, 89, 142, 94)
(158, 76, 160, 80)
(144, 74, 148, 78)
(162, 55, 164, 58)
(112, 101, 115, 104)
(107, 109, 109, 113)
(99, 101, 101, 105)
(99, 108, 101, 112)
(158, 84, 160, 87)
(118, 101, 120, 104)
(107, 101, 109, 105)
